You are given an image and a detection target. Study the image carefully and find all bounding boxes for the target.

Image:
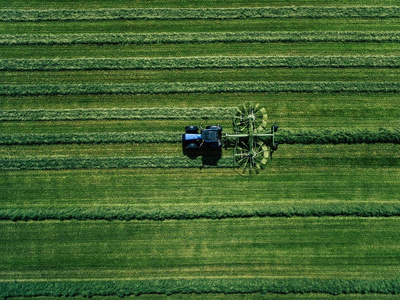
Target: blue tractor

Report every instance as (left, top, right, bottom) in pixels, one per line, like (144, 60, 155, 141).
(182, 125, 223, 152)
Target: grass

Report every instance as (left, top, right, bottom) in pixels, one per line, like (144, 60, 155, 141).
(1, 218, 399, 281)
(1, 43, 400, 59)
(1, 0, 399, 8)
(1, 144, 398, 208)
(2, 69, 400, 84)
(2, 32, 400, 46)
(7, 295, 400, 299)
(2, 18, 400, 35)
(1, 0, 400, 296)
(3, 56, 400, 71)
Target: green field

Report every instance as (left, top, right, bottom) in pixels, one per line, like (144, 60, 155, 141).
(1, 0, 400, 299)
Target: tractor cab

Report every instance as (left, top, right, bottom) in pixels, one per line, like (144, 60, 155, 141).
(201, 126, 223, 148)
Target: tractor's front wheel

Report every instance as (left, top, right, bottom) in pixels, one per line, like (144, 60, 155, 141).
(185, 126, 199, 133)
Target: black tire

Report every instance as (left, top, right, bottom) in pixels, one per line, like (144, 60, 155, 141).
(186, 143, 199, 149)
(185, 126, 199, 133)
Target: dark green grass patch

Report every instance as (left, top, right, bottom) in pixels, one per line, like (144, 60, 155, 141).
(1, 278, 400, 298)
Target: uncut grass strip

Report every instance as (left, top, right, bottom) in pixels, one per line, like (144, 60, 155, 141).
(0, 107, 235, 121)
(0, 132, 180, 145)
(2, 7, 400, 22)
(1, 279, 400, 297)
(275, 128, 400, 144)
(1, 31, 400, 46)
(2, 203, 400, 221)
(3, 56, 400, 71)
(2, 82, 400, 96)
(0, 157, 235, 170)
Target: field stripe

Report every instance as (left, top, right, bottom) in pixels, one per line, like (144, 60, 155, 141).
(1, 128, 398, 145)
(276, 128, 400, 144)
(0, 157, 235, 170)
(2, 82, 400, 96)
(1, 31, 400, 45)
(2, 56, 400, 71)
(2, 203, 400, 221)
(0, 107, 235, 121)
(0, 132, 179, 145)
(1, 7, 400, 21)
(0, 278, 400, 297)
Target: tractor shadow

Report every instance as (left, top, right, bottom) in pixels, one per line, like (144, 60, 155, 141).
(182, 147, 222, 167)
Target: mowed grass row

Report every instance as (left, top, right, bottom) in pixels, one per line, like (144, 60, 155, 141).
(0, 107, 235, 121)
(3, 69, 400, 85)
(2, 0, 399, 9)
(2, 56, 400, 71)
(2, 43, 400, 59)
(2, 19, 400, 35)
(2, 7, 400, 22)
(0, 156, 235, 171)
(2, 31, 400, 46)
(1, 128, 398, 145)
(3, 82, 400, 96)
(0, 218, 399, 281)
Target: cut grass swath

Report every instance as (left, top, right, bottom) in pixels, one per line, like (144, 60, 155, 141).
(2, 82, 400, 96)
(1, 31, 400, 45)
(0, 107, 235, 121)
(0, 157, 235, 170)
(1, 7, 400, 21)
(0, 132, 180, 145)
(2, 56, 400, 71)
(2, 202, 400, 221)
(275, 128, 400, 144)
